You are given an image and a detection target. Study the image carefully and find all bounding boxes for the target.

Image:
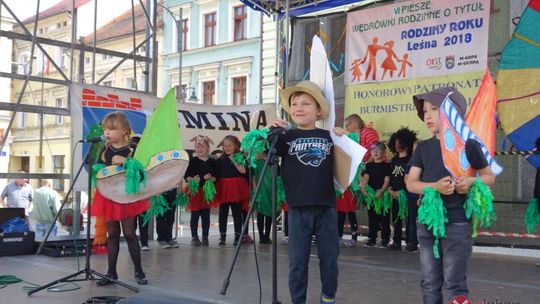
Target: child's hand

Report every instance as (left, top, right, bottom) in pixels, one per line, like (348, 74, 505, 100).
(361, 187, 367, 196)
(194, 175, 201, 183)
(111, 155, 126, 165)
(266, 120, 287, 130)
(388, 189, 397, 199)
(434, 176, 455, 195)
(376, 190, 382, 199)
(333, 127, 347, 136)
(455, 177, 474, 194)
(203, 174, 211, 180)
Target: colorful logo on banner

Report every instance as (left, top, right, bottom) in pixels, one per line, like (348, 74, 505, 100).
(439, 96, 503, 177)
(81, 88, 148, 160)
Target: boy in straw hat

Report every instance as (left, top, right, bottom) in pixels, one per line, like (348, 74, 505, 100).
(267, 80, 340, 304)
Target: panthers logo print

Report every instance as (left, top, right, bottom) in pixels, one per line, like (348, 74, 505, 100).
(288, 137, 332, 167)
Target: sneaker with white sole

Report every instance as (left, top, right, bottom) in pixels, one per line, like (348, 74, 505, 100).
(159, 241, 171, 249)
(320, 294, 335, 304)
(281, 236, 289, 245)
(141, 245, 151, 251)
(169, 239, 179, 248)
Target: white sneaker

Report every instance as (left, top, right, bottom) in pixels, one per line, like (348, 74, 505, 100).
(141, 245, 151, 251)
(281, 236, 289, 245)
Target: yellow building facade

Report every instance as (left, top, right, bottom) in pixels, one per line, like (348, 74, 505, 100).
(9, 3, 163, 194)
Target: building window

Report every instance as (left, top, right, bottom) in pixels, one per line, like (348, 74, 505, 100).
(204, 12, 216, 47)
(56, 23, 62, 29)
(55, 98, 64, 124)
(53, 155, 65, 191)
(202, 81, 215, 105)
(233, 5, 247, 41)
(18, 112, 26, 128)
(63, 21, 67, 27)
(85, 57, 90, 64)
(176, 84, 187, 101)
(103, 81, 112, 87)
(56, 47, 66, 69)
(232, 76, 246, 105)
(124, 78, 137, 89)
(182, 19, 188, 51)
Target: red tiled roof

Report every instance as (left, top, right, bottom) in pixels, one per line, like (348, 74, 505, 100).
(84, 4, 163, 43)
(22, 0, 92, 24)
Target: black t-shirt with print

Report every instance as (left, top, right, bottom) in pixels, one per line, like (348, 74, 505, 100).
(184, 156, 218, 188)
(365, 162, 391, 190)
(390, 155, 411, 191)
(276, 128, 335, 208)
(408, 137, 488, 223)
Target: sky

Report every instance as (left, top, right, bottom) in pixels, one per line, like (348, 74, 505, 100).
(2, 0, 136, 37)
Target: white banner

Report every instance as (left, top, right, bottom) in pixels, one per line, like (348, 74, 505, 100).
(177, 102, 277, 152)
(345, 0, 490, 85)
(70, 83, 277, 190)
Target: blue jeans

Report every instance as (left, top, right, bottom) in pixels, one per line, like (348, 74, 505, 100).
(35, 222, 57, 237)
(417, 221, 473, 304)
(288, 206, 339, 304)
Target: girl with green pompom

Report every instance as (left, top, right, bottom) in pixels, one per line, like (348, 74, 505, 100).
(184, 135, 218, 247)
(91, 111, 148, 286)
(407, 87, 495, 304)
(216, 135, 250, 246)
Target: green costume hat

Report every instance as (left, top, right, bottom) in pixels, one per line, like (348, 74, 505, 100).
(96, 88, 190, 203)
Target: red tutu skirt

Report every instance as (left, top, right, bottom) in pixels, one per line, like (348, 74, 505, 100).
(91, 190, 150, 221)
(216, 177, 250, 206)
(336, 189, 358, 212)
(280, 202, 289, 212)
(185, 187, 216, 211)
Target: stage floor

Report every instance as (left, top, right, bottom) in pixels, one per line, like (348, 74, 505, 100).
(1, 228, 539, 303)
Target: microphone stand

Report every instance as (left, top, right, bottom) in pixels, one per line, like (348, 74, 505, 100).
(29, 141, 138, 295)
(220, 131, 282, 304)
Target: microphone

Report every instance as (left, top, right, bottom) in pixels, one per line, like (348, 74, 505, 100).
(78, 135, 106, 143)
(269, 121, 292, 136)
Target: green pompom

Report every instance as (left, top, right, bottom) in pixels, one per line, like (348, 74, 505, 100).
(173, 191, 189, 208)
(418, 187, 448, 259)
(525, 198, 540, 234)
(364, 185, 377, 212)
(464, 179, 496, 237)
(382, 191, 392, 215)
(232, 152, 247, 167)
(364, 185, 390, 215)
(349, 164, 363, 197)
(188, 179, 200, 196)
(347, 132, 359, 143)
(124, 157, 147, 195)
(91, 164, 106, 189)
(143, 194, 170, 225)
(203, 179, 216, 203)
(241, 129, 270, 167)
(397, 189, 408, 222)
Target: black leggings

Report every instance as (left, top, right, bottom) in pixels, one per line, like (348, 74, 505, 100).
(257, 212, 272, 240)
(190, 208, 210, 238)
(106, 217, 143, 276)
(337, 211, 358, 240)
(219, 203, 242, 236)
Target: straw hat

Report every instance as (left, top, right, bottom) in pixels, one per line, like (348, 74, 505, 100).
(281, 80, 330, 120)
